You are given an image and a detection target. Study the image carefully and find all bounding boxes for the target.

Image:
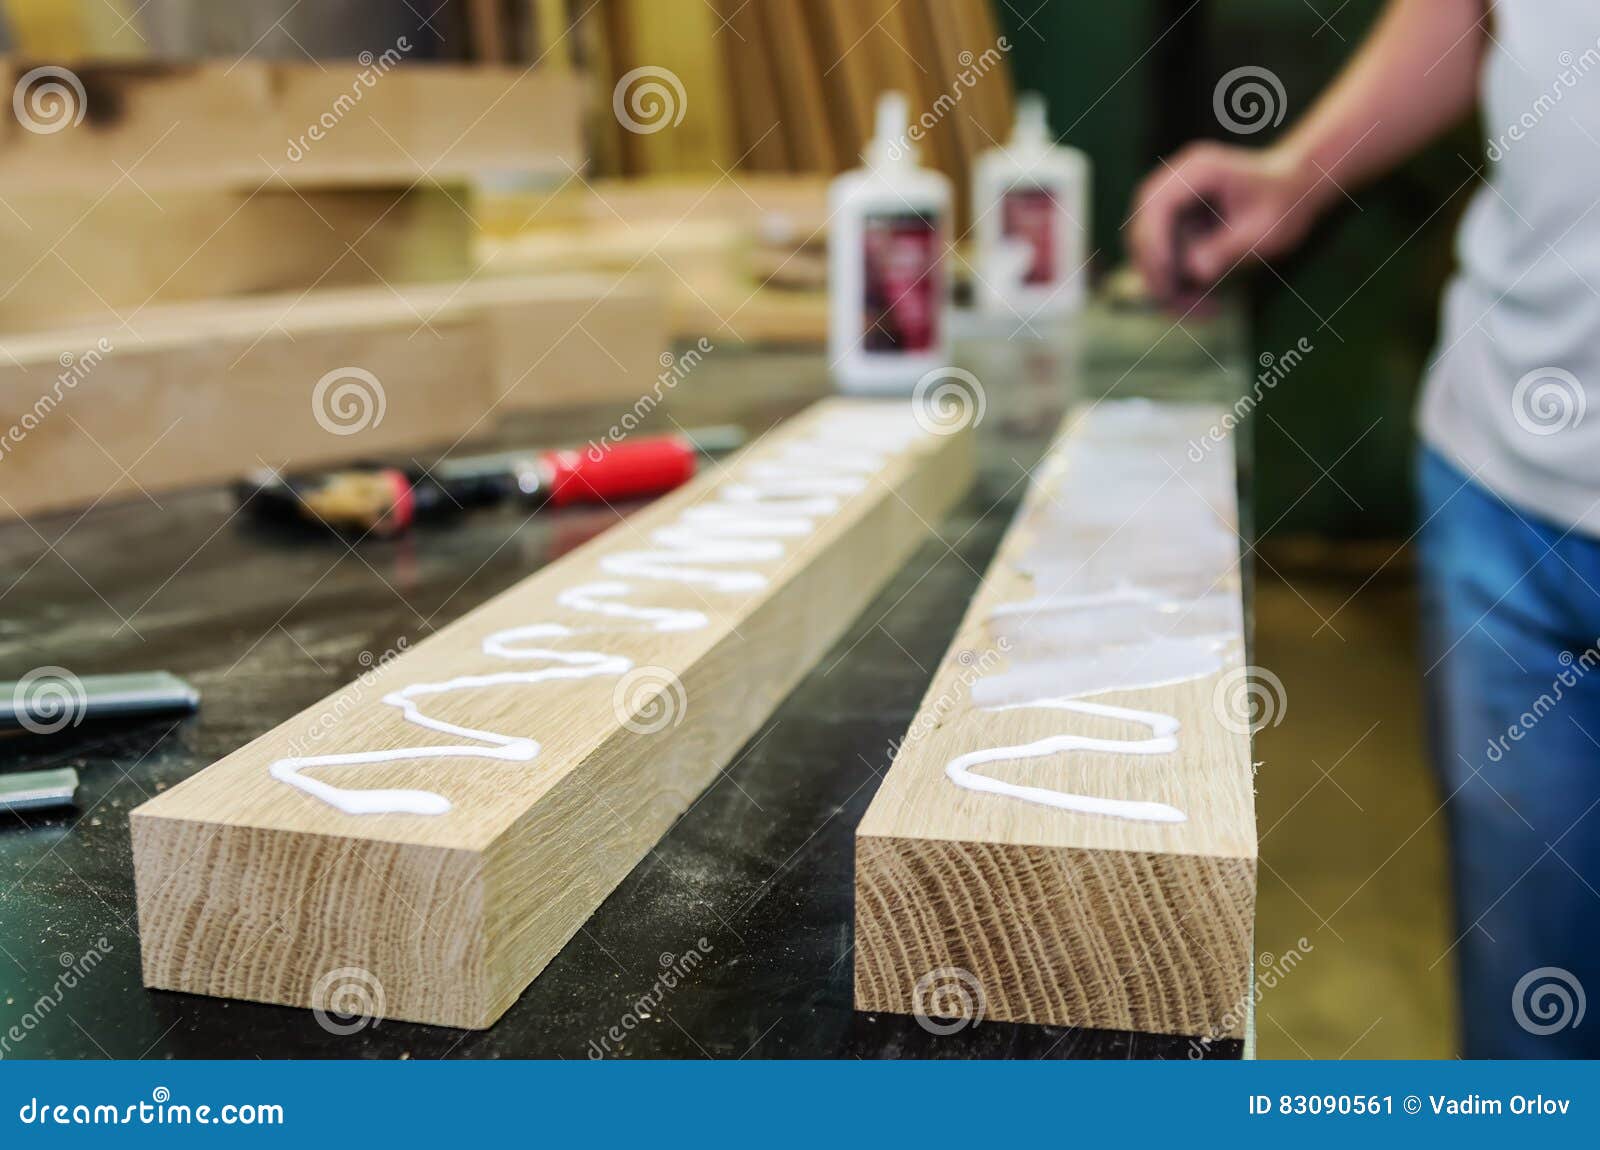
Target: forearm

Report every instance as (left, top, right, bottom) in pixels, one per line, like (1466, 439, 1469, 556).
(1281, 0, 1486, 207)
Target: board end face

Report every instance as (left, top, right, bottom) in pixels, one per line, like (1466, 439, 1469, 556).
(130, 811, 500, 1030)
(854, 832, 1256, 1039)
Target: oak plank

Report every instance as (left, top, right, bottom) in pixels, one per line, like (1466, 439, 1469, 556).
(0, 273, 667, 519)
(855, 401, 1257, 1038)
(0, 60, 583, 190)
(0, 184, 472, 332)
(718, 0, 790, 171)
(132, 398, 974, 1029)
(763, 0, 837, 172)
(608, 0, 736, 176)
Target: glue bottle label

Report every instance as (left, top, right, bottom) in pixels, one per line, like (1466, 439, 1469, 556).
(1001, 185, 1057, 285)
(861, 210, 940, 352)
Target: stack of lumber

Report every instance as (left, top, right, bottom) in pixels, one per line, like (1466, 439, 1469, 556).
(0, 59, 583, 331)
(476, 176, 832, 344)
(0, 274, 667, 520)
(1, 0, 583, 68)
(0, 183, 472, 333)
(0, 59, 583, 188)
(0, 50, 641, 519)
(584, 0, 1016, 228)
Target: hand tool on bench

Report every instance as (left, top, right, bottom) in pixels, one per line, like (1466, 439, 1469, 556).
(236, 426, 747, 537)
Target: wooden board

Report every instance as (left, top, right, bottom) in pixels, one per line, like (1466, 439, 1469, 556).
(531, 0, 576, 69)
(473, 174, 831, 343)
(717, 0, 790, 171)
(0, 60, 583, 190)
(608, 0, 736, 176)
(131, 399, 974, 1029)
(467, 0, 511, 62)
(0, 183, 472, 333)
(472, 174, 829, 238)
(807, 0, 877, 163)
(455, 273, 670, 412)
(667, 278, 828, 344)
(855, 401, 1257, 1039)
(901, 0, 964, 196)
(764, 0, 837, 171)
(0, 273, 667, 519)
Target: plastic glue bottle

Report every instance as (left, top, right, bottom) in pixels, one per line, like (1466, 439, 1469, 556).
(828, 91, 953, 393)
(972, 93, 1090, 320)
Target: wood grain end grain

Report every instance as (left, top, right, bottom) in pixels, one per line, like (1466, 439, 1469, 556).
(855, 833, 1255, 1038)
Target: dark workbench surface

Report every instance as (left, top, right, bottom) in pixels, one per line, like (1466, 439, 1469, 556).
(0, 302, 1249, 1059)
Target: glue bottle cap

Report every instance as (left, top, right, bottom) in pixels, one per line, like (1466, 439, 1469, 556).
(1012, 92, 1051, 147)
(866, 91, 914, 167)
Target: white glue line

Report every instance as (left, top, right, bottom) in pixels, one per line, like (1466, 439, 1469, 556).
(941, 401, 1242, 825)
(945, 699, 1187, 824)
(270, 414, 915, 816)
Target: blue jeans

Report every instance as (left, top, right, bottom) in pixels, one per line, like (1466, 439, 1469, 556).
(1417, 447, 1600, 1058)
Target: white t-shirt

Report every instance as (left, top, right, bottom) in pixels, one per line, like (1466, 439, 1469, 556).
(1420, 0, 1600, 533)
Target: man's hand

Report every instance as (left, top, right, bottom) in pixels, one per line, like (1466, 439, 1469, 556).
(1128, 143, 1324, 303)
(1126, 0, 1485, 308)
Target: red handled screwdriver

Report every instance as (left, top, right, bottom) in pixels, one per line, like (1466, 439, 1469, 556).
(238, 426, 746, 537)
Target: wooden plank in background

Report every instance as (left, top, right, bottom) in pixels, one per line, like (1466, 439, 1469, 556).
(0, 274, 668, 519)
(717, 0, 789, 171)
(966, 0, 1017, 135)
(473, 174, 831, 342)
(531, 0, 575, 68)
(855, 403, 1257, 1038)
(901, 0, 962, 192)
(0, 60, 584, 189)
(865, 0, 925, 120)
(923, 0, 979, 229)
(806, 0, 876, 164)
(763, 0, 837, 171)
(131, 400, 974, 1029)
(0, 184, 473, 332)
(609, 0, 736, 176)
(466, 0, 510, 62)
(454, 273, 669, 411)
